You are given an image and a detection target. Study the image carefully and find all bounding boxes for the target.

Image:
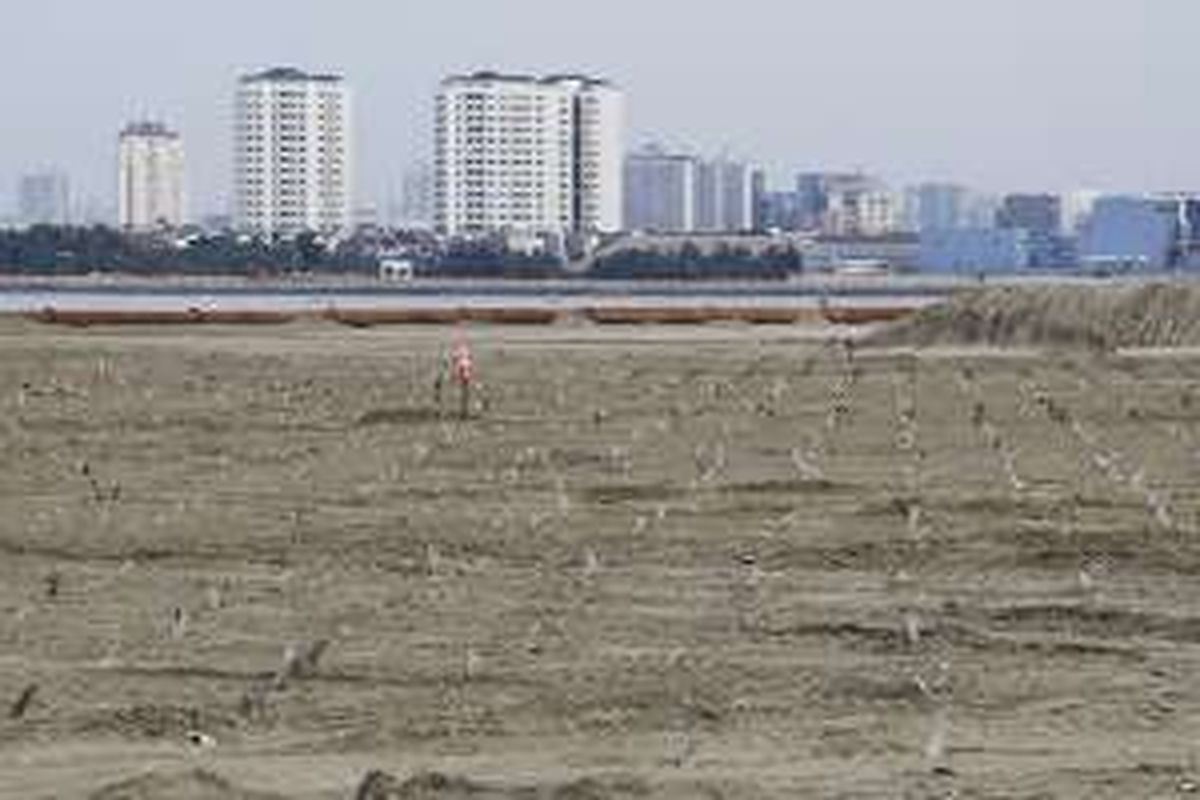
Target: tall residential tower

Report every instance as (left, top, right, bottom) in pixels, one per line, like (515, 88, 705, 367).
(17, 172, 70, 227)
(623, 145, 696, 233)
(119, 122, 185, 230)
(434, 72, 623, 237)
(234, 67, 351, 236)
(694, 157, 756, 232)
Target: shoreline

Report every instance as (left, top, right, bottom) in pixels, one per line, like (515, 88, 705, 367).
(1, 271, 1175, 296)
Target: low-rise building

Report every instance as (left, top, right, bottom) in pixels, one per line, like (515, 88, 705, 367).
(756, 190, 805, 232)
(1079, 196, 1179, 272)
(996, 193, 1062, 235)
(804, 233, 919, 272)
(920, 228, 1032, 273)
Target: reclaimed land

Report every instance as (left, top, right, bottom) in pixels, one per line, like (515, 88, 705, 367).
(1, 315, 1200, 797)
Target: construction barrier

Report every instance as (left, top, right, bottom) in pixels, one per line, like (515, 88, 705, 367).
(582, 306, 828, 325)
(21, 304, 919, 327)
(27, 307, 300, 326)
(320, 307, 562, 326)
(820, 306, 913, 325)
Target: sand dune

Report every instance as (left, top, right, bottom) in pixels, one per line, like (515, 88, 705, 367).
(869, 281, 1200, 349)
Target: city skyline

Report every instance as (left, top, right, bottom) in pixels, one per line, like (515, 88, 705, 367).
(0, 0, 1193, 222)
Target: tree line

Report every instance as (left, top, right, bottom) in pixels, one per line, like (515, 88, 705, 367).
(0, 226, 377, 276)
(590, 242, 803, 280)
(0, 225, 805, 279)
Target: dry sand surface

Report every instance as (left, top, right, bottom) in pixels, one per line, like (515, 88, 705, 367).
(871, 281, 1200, 350)
(2, 318, 1200, 798)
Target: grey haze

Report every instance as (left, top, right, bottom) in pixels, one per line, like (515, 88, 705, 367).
(0, 0, 1188, 219)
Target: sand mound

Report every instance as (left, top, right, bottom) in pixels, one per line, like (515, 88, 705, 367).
(354, 771, 654, 799)
(88, 768, 286, 800)
(869, 282, 1200, 349)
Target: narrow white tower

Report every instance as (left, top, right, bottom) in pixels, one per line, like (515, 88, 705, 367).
(119, 122, 185, 230)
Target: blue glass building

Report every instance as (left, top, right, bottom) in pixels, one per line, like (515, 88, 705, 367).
(1079, 197, 1178, 272)
(919, 228, 1031, 274)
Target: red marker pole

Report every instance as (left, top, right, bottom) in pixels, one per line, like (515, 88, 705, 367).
(451, 338, 474, 419)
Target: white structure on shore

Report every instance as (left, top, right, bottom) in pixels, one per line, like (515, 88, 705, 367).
(434, 71, 623, 237)
(118, 122, 185, 230)
(234, 67, 351, 236)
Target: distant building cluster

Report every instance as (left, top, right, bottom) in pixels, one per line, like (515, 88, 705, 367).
(753, 176, 1200, 274)
(623, 145, 756, 233)
(6, 63, 1200, 275)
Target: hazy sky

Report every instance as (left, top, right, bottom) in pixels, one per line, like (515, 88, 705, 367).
(1, 0, 1192, 219)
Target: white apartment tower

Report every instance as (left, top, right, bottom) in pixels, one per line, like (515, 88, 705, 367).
(234, 67, 351, 235)
(435, 72, 623, 236)
(118, 122, 185, 230)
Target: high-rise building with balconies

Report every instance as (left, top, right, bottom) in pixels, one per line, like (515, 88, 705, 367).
(434, 71, 623, 237)
(234, 67, 351, 236)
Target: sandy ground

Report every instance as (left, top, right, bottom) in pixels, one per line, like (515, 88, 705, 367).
(1, 319, 1200, 798)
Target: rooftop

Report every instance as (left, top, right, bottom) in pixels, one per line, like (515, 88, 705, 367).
(120, 121, 179, 139)
(443, 70, 614, 88)
(241, 67, 343, 84)
(627, 144, 696, 162)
